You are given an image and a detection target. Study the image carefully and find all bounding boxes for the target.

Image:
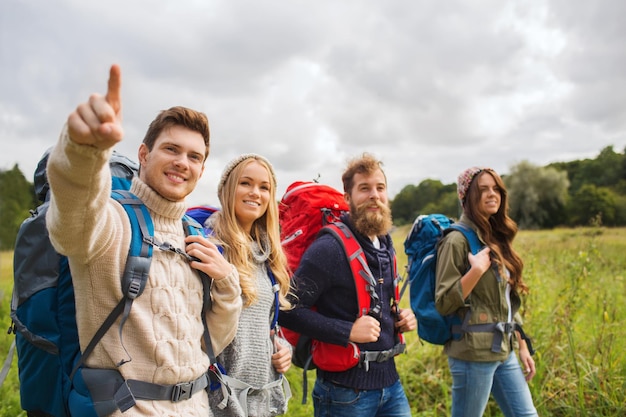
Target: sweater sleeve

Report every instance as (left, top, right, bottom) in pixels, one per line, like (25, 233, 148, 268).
(205, 267, 243, 356)
(278, 234, 355, 346)
(46, 124, 119, 261)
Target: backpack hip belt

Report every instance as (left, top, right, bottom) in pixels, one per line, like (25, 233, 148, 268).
(128, 372, 209, 402)
(82, 368, 210, 415)
(455, 319, 535, 355)
(359, 342, 406, 372)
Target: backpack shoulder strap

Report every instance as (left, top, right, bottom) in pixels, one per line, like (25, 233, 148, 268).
(448, 223, 483, 255)
(321, 222, 379, 317)
(112, 190, 154, 296)
(182, 213, 206, 238)
(319, 223, 406, 370)
(71, 190, 154, 378)
(265, 267, 280, 331)
(185, 212, 280, 332)
(181, 214, 219, 365)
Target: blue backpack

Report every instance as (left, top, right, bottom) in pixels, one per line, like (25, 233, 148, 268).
(9, 151, 211, 416)
(402, 214, 482, 345)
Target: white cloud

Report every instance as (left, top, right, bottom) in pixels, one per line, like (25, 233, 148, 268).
(1, 0, 625, 206)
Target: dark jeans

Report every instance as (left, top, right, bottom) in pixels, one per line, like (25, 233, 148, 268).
(312, 378, 411, 417)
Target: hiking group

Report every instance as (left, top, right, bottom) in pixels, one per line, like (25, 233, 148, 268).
(8, 64, 538, 417)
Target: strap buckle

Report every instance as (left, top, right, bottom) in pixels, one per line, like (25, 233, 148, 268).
(504, 322, 515, 333)
(171, 380, 195, 402)
(375, 349, 393, 362)
(494, 321, 514, 335)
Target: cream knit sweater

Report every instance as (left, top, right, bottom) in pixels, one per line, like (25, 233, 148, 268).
(46, 127, 242, 416)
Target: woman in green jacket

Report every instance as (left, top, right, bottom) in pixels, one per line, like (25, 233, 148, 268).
(435, 167, 537, 417)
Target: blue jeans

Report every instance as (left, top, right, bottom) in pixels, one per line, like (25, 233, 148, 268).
(448, 352, 538, 417)
(312, 378, 411, 417)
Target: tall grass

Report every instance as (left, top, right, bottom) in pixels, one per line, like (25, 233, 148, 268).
(516, 228, 626, 416)
(1, 227, 625, 416)
(0, 251, 26, 417)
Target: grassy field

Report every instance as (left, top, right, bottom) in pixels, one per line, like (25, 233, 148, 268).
(1, 226, 625, 416)
(0, 251, 25, 417)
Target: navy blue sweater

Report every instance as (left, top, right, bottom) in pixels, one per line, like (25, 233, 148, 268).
(279, 216, 400, 390)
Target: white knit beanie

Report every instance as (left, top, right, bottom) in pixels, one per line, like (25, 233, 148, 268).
(218, 153, 277, 196)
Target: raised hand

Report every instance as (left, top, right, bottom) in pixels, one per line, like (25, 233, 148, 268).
(67, 64, 124, 149)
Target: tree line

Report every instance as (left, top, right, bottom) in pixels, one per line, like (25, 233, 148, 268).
(1, 145, 625, 250)
(0, 164, 36, 251)
(391, 145, 626, 228)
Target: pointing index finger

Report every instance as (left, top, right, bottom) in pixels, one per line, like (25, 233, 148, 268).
(105, 64, 122, 115)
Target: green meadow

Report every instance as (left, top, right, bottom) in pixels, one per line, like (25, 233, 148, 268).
(1, 226, 625, 416)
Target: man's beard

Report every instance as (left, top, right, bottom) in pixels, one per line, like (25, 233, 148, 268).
(350, 199, 393, 237)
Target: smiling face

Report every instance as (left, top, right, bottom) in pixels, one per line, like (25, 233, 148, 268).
(137, 125, 206, 202)
(345, 168, 393, 238)
(234, 160, 271, 233)
(475, 171, 502, 218)
(347, 169, 388, 210)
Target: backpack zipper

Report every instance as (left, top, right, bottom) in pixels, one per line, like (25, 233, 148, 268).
(281, 229, 303, 246)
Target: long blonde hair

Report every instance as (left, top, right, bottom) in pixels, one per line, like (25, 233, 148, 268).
(211, 156, 291, 308)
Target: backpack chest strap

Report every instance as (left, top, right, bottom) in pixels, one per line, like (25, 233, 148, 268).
(359, 342, 406, 371)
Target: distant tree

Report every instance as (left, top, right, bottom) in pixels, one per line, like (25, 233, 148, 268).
(567, 184, 617, 226)
(392, 144, 625, 228)
(614, 194, 626, 225)
(622, 144, 626, 175)
(550, 145, 625, 194)
(413, 179, 447, 207)
(594, 146, 625, 188)
(391, 180, 457, 224)
(506, 161, 569, 229)
(421, 191, 460, 220)
(391, 184, 418, 224)
(619, 144, 626, 195)
(0, 164, 36, 250)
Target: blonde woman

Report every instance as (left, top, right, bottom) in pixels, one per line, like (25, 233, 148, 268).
(205, 154, 292, 417)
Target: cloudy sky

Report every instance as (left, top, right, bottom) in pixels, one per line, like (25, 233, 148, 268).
(2, 0, 625, 207)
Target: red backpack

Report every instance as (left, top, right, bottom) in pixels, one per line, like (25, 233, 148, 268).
(279, 181, 349, 357)
(279, 181, 349, 272)
(279, 181, 405, 402)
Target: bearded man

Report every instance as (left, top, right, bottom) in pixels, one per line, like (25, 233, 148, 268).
(279, 153, 416, 417)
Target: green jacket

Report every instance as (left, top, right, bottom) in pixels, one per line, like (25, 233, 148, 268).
(434, 216, 522, 362)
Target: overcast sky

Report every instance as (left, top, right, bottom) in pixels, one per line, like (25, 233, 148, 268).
(2, 0, 625, 207)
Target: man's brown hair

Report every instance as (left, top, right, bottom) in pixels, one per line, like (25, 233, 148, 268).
(142, 106, 210, 160)
(341, 152, 386, 194)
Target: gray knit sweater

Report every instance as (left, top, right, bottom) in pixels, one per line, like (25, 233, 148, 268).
(208, 238, 289, 417)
